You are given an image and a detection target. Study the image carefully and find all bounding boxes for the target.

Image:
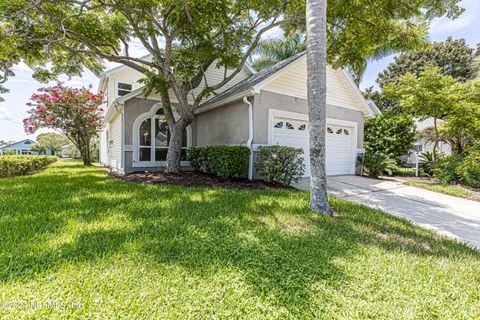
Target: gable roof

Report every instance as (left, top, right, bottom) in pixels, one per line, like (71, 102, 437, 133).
(97, 55, 255, 94)
(199, 52, 380, 117)
(200, 52, 306, 108)
(0, 139, 36, 149)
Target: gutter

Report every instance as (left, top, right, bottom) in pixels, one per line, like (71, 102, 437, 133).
(243, 96, 254, 181)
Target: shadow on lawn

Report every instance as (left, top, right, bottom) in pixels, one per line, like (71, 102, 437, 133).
(1, 161, 479, 314)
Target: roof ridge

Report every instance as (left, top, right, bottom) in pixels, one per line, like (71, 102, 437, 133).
(200, 52, 306, 108)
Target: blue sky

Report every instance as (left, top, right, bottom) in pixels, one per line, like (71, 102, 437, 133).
(1, 0, 480, 142)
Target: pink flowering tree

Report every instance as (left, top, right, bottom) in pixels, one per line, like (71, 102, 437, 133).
(24, 85, 104, 165)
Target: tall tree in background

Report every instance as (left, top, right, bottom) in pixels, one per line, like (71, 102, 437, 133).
(378, 37, 480, 88)
(306, 0, 332, 214)
(349, 23, 430, 87)
(384, 67, 458, 161)
(250, 32, 306, 71)
(31, 133, 69, 155)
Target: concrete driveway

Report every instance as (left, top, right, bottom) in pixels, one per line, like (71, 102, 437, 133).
(294, 176, 480, 250)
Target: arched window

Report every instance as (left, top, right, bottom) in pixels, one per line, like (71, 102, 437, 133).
(137, 108, 188, 163)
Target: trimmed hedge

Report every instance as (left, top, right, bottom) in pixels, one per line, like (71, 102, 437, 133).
(187, 146, 250, 180)
(0, 155, 57, 178)
(255, 146, 305, 185)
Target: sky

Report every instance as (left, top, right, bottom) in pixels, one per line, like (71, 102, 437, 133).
(1, 0, 480, 142)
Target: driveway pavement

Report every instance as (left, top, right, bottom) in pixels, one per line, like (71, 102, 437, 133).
(293, 176, 480, 250)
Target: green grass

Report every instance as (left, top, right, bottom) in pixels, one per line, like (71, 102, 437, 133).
(1, 159, 479, 319)
(404, 181, 472, 199)
(393, 167, 427, 177)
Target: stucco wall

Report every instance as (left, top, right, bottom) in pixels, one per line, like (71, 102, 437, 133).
(253, 90, 365, 146)
(124, 98, 160, 145)
(195, 100, 249, 146)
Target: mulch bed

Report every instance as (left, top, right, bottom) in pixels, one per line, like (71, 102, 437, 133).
(112, 170, 290, 190)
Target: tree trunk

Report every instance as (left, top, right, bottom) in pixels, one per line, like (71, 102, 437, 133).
(306, 0, 333, 214)
(432, 116, 439, 162)
(75, 135, 91, 166)
(165, 121, 187, 173)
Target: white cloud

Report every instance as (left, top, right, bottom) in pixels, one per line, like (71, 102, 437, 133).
(0, 106, 20, 123)
(429, 0, 480, 35)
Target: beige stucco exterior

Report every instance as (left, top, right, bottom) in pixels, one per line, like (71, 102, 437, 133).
(98, 54, 377, 175)
(195, 100, 249, 146)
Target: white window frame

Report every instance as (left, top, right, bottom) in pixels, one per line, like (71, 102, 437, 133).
(267, 108, 358, 175)
(132, 104, 192, 168)
(115, 80, 133, 98)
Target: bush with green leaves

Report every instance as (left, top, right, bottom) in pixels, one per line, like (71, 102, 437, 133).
(364, 109, 416, 160)
(433, 154, 463, 184)
(0, 155, 57, 178)
(186, 146, 250, 180)
(255, 146, 305, 185)
(419, 151, 446, 176)
(361, 153, 397, 178)
(455, 150, 480, 189)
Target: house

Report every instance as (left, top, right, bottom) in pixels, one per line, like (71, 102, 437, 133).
(98, 53, 380, 178)
(0, 139, 38, 155)
(404, 118, 452, 164)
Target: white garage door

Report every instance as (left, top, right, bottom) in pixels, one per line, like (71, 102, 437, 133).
(272, 118, 354, 177)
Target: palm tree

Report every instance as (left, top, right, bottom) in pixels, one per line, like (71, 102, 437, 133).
(349, 21, 429, 87)
(250, 32, 306, 71)
(306, 0, 333, 214)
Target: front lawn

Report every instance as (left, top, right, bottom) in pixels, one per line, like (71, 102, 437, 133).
(404, 181, 472, 199)
(1, 159, 479, 319)
(401, 178, 480, 202)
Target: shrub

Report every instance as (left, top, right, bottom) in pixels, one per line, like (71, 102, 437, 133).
(187, 146, 250, 180)
(364, 109, 416, 161)
(361, 153, 397, 178)
(456, 150, 480, 189)
(434, 154, 463, 184)
(255, 146, 305, 185)
(186, 147, 204, 171)
(419, 151, 445, 176)
(0, 155, 57, 178)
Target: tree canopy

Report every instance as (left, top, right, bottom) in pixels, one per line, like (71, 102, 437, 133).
(31, 132, 69, 155)
(384, 66, 480, 159)
(0, 0, 464, 170)
(251, 32, 306, 71)
(24, 85, 104, 165)
(377, 37, 480, 88)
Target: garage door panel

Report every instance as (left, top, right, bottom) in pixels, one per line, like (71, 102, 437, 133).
(272, 118, 354, 177)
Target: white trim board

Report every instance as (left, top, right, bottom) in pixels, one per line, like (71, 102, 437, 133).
(132, 104, 192, 168)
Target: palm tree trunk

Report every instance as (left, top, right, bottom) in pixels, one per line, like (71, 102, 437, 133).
(306, 0, 333, 214)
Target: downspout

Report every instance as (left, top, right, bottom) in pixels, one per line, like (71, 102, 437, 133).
(243, 96, 254, 180)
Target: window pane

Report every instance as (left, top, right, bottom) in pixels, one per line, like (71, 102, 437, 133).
(182, 132, 187, 147)
(156, 108, 164, 116)
(117, 83, 132, 96)
(118, 90, 131, 96)
(139, 148, 151, 161)
(118, 83, 132, 90)
(140, 119, 151, 146)
(155, 148, 168, 161)
(155, 119, 169, 148)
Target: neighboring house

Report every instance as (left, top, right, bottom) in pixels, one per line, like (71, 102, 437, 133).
(0, 139, 39, 155)
(98, 53, 380, 178)
(404, 118, 451, 164)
